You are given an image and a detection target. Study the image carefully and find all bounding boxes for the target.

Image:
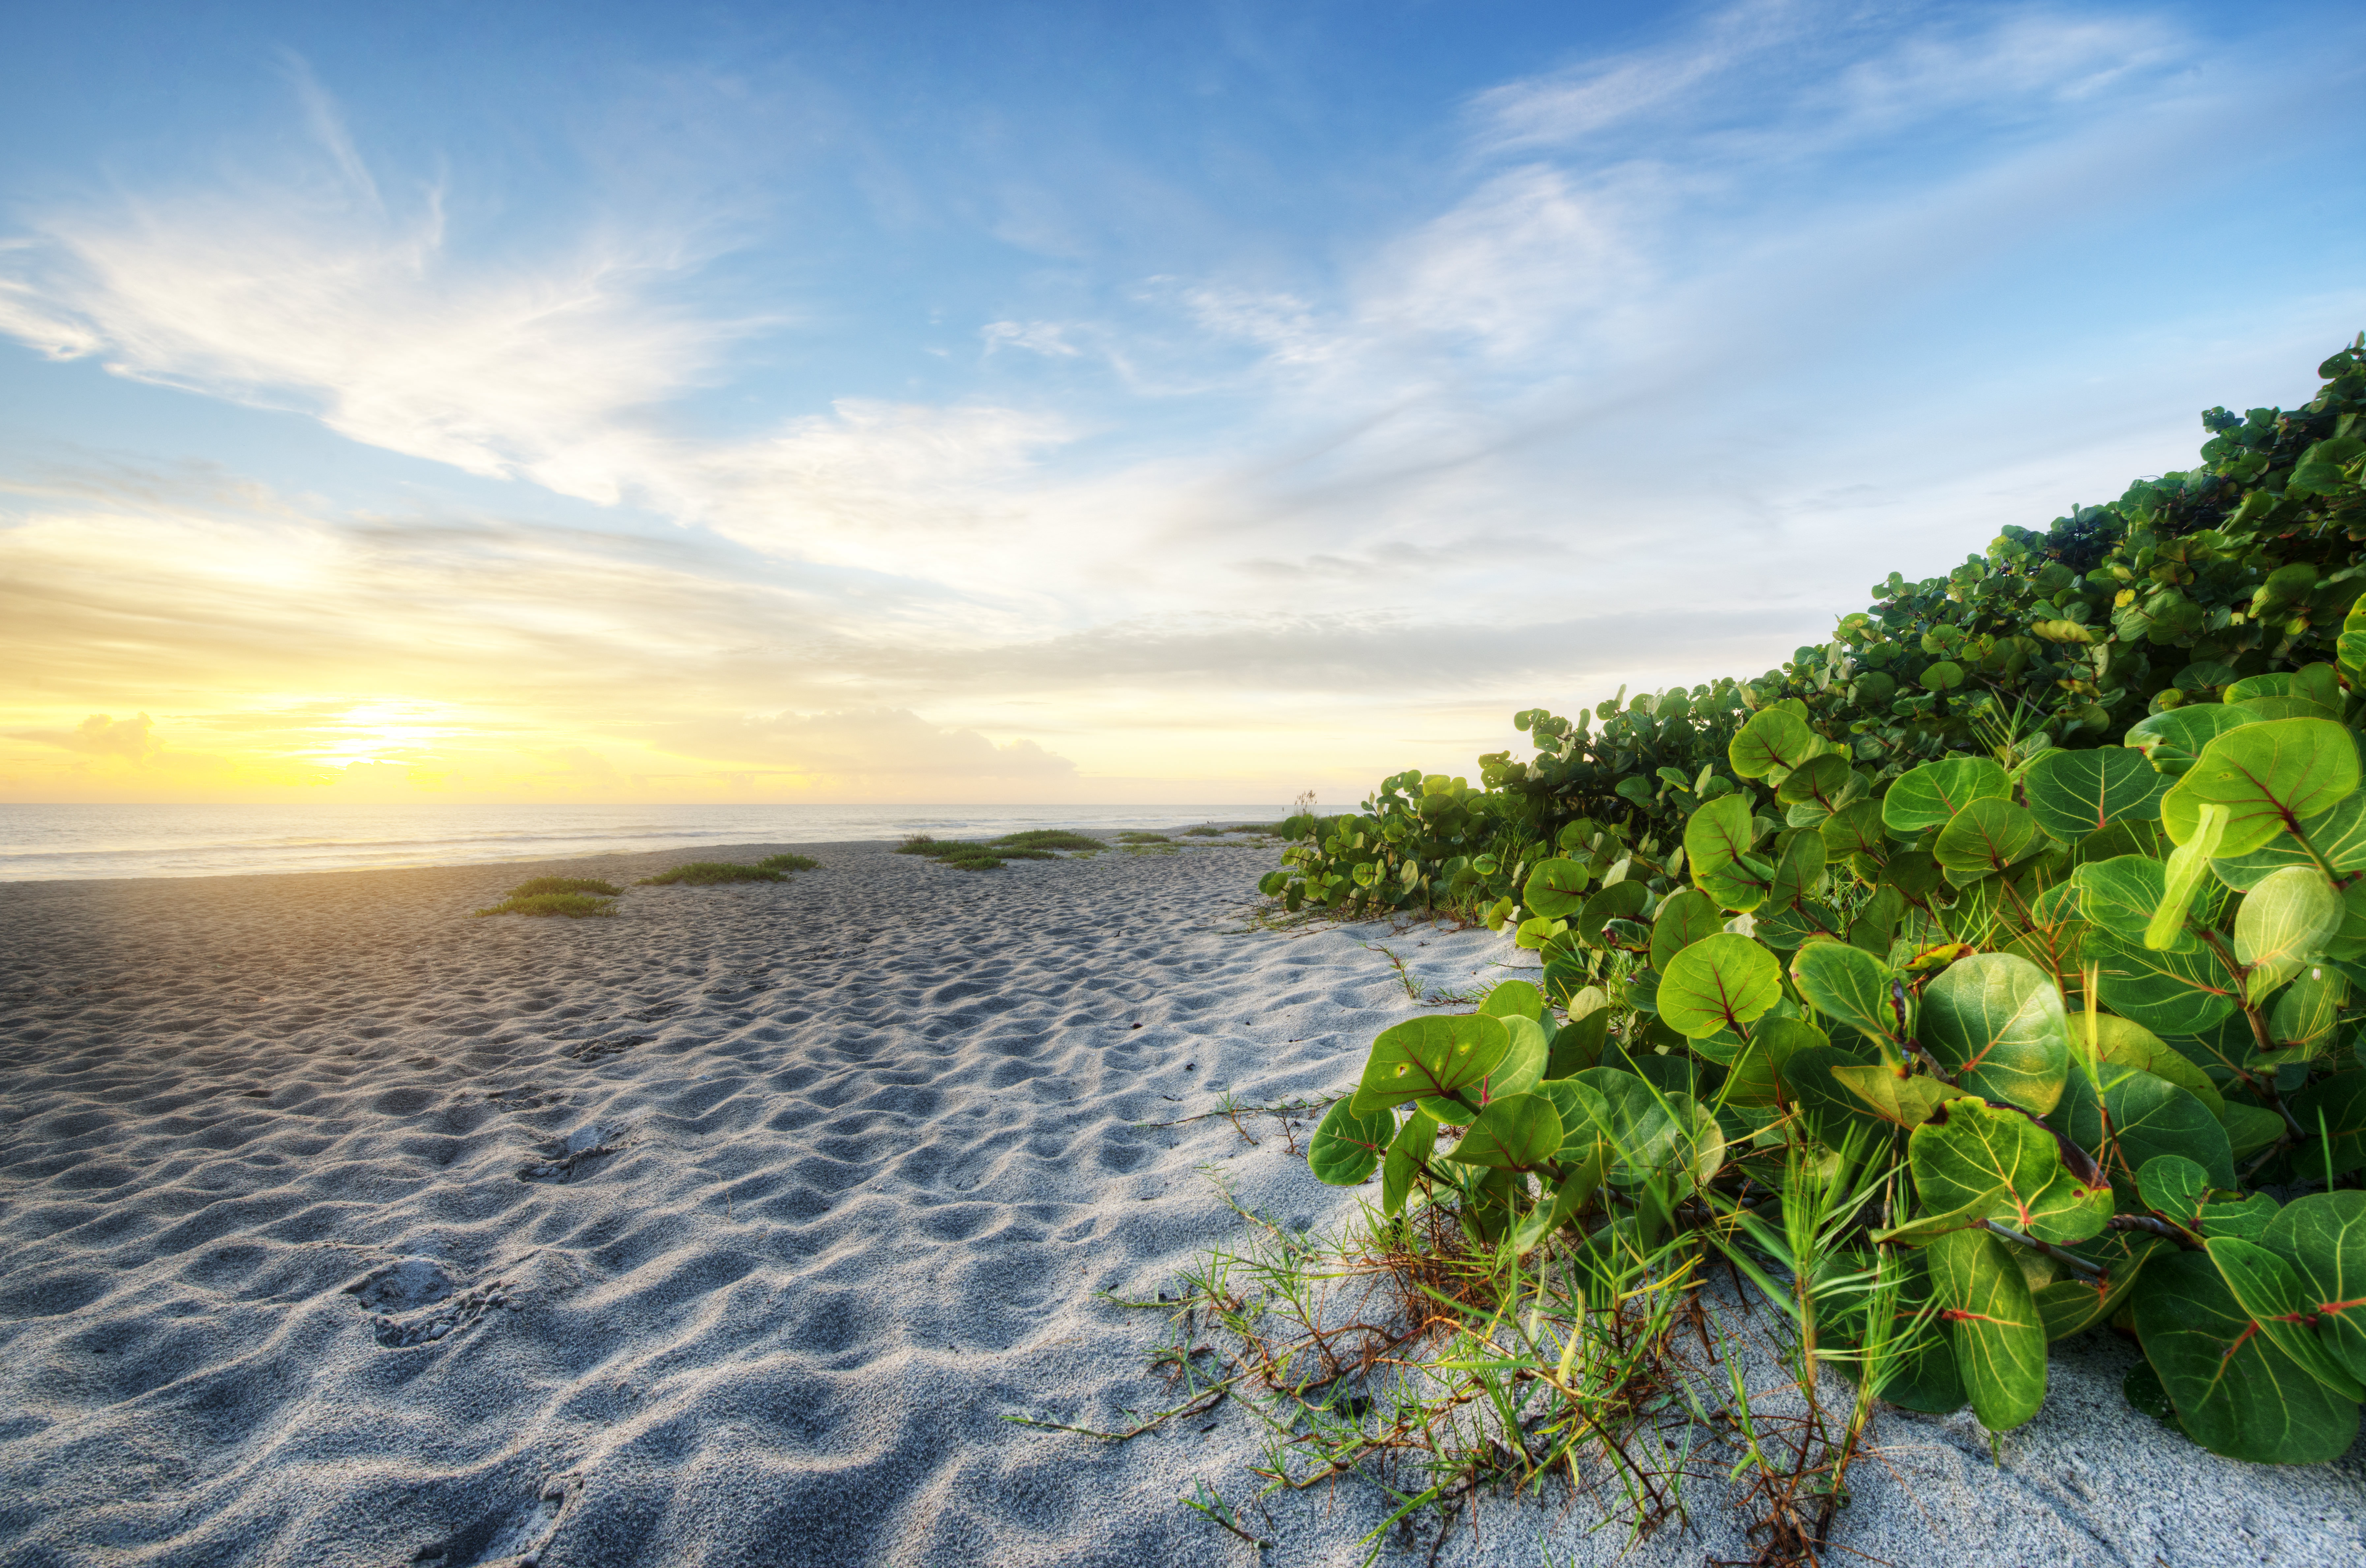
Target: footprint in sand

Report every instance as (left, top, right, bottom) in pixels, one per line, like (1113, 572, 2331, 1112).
(515, 1121, 632, 1183)
(346, 1258, 515, 1350)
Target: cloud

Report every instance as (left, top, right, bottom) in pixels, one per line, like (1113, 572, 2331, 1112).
(10, 712, 164, 761)
(657, 707, 1079, 780)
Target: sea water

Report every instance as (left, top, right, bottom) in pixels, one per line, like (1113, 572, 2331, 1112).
(0, 803, 1282, 881)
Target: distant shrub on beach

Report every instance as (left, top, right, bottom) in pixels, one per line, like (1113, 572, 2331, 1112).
(996, 829, 1105, 852)
(506, 876, 623, 898)
(636, 862, 786, 887)
(1182, 826, 1230, 837)
(474, 891, 617, 918)
(757, 853, 820, 872)
(1118, 831, 1171, 844)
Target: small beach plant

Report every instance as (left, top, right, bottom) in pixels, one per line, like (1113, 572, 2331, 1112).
(473, 891, 617, 918)
(756, 852, 820, 872)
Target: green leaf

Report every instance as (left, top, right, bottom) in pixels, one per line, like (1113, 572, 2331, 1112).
(1829, 1063, 1977, 1131)
(1777, 754, 1865, 812)
(1488, 1014, 1551, 1100)
(1789, 940, 1901, 1054)
(1764, 829, 1829, 910)
(1351, 1014, 1513, 1115)
(2161, 718, 2361, 856)
(2149, 802, 2228, 950)
(1380, 1112, 1436, 1216)
(2207, 1238, 2366, 1402)
(1515, 1140, 1609, 1250)
(2087, 930, 2240, 1036)
(2072, 855, 2194, 950)
(1438, 1092, 1563, 1169)
(1479, 979, 1547, 1022)
(2234, 866, 2343, 1000)
(1727, 1015, 1821, 1106)
(1309, 1100, 1395, 1186)
(1821, 798, 1888, 859)
(2225, 664, 2344, 721)
(2124, 703, 2261, 776)
(2052, 1062, 2235, 1190)
(1658, 932, 1782, 1040)
(1901, 1097, 2110, 1244)
(1934, 797, 2047, 889)
(2209, 790, 2366, 892)
(2219, 1099, 2287, 1161)
(1535, 1078, 1611, 1163)
(2076, 1011, 2223, 1116)
(1729, 705, 1825, 779)
(2136, 1153, 2212, 1230)
(2265, 967, 2347, 1061)
(1649, 889, 1726, 971)
(1546, 999, 1611, 1080)
(2133, 1249, 2362, 1463)
(1918, 952, 2071, 1115)
(1882, 756, 2010, 836)
(2034, 1229, 2168, 1340)
(1573, 1069, 1722, 1187)
(1685, 794, 1761, 885)
(1522, 858, 1590, 920)
(1928, 1227, 2049, 1430)
(2260, 1191, 2366, 1385)
(2022, 747, 2172, 838)
(1921, 659, 1965, 691)
(1574, 879, 1650, 945)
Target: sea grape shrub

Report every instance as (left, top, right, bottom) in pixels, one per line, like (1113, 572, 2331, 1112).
(1266, 339, 2366, 932)
(1309, 689, 2366, 1464)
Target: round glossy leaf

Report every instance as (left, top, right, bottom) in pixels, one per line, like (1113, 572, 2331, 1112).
(2261, 1191, 2366, 1383)
(1933, 797, 2046, 888)
(1489, 1014, 1551, 1100)
(1928, 1227, 2048, 1431)
(2053, 1063, 2235, 1190)
(1522, 858, 1590, 920)
(1380, 1113, 1437, 1216)
(2124, 703, 2262, 777)
(2161, 717, 2360, 856)
(1350, 1014, 1512, 1115)
(1478, 979, 1547, 1022)
(1546, 1005, 1610, 1080)
(1658, 933, 1782, 1039)
(2133, 1249, 2361, 1463)
(1777, 754, 1861, 809)
(1649, 889, 1726, 971)
(1881, 756, 2010, 835)
(1729, 705, 1822, 779)
(2071, 855, 2196, 953)
(1790, 939, 1901, 1051)
(1919, 952, 2069, 1114)
(1535, 1077, 1611, 1162)
(1575, 879, 1650, 944)
(1438, 1092, 1563, 1170)
(2022, 746, 2172, 838)
(1902, 1097, 2109, 1245)
(2207, 1238, 2366, 1401)
(1920, 660, 1965, 691)
(1309, 1100, 1395, 1186)
(2233, 866, 2342, 996)
(2210, 791, 2366, 891)
(2087, 931, 2240, 1036)
(1685, 794, 1759, 881)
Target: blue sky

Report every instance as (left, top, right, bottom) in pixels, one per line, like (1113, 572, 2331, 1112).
(3, 0, 2363, 802)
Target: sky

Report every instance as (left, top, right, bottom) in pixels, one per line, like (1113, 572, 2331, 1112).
(3, 1, 2364, 806)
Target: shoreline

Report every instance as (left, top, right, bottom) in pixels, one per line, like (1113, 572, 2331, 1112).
(2, 845, 2359, 1565)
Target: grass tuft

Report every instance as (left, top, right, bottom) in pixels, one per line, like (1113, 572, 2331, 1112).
(756, 852, 820, 872)
(1181, 826, 1230, 837)
(1116, 830, 1172, 843)
(636, 861, 786, 887)
(994, 829, 1105, 852)
(505, 876, 622, 898)
(475, 892, 617, 918)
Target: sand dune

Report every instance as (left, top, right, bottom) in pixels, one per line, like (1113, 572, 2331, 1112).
(1, 840, 2358, 1567)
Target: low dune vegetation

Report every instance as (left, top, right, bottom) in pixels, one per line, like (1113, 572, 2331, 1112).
(1201, 338, 2366, 1553)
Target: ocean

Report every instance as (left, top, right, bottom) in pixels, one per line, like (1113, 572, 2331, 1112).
(0, 803, 1284, 882)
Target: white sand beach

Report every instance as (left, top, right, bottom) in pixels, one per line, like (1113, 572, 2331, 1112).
(2, 838, 2360, 1567)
